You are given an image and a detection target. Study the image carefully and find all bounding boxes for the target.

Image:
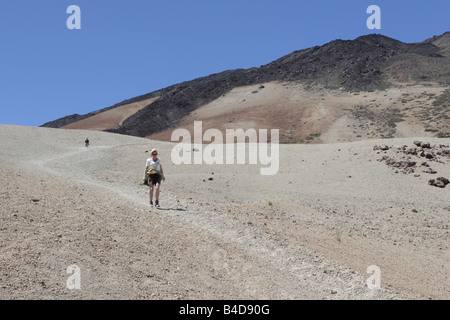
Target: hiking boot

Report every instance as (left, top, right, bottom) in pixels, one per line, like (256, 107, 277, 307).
(155, 200, 160, 208)
(150, 200, 153, 206)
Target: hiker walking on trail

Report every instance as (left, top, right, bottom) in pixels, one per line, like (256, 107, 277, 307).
(144, 149, 165, 207)
(85, 138, 89, 147)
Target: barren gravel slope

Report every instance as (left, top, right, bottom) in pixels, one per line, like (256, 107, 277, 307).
(1, 125, 448, 299)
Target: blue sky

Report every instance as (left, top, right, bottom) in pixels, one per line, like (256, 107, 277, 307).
(0, 0, 448, 126)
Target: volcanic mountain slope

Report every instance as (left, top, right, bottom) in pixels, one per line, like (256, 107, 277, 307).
(42, 32, 450, 143)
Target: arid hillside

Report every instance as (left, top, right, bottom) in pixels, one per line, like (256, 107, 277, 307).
(41, 33, 450, 143)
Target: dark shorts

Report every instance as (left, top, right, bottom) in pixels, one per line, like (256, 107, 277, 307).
(148, 173, 161, 186)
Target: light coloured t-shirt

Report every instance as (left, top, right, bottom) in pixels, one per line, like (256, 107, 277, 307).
(146, 158, 161, 172)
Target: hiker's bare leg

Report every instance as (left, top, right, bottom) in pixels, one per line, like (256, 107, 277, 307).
(155, 183, 160, 201)
(149, 183, 154, 202)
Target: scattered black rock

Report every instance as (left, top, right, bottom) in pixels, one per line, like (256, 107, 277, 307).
(381, 156, 416, 173)
(374, 145, 389, 151)
(407, 148, 418, 155)
(375, 141, 450, 187)
(428, 177, 449, 188)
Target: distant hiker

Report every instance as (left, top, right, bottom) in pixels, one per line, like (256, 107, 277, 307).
(85, 138, 89, 147)
(143, 149, 165, 207)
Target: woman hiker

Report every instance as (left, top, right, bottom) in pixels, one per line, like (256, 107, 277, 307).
(144, 149, 165, 207)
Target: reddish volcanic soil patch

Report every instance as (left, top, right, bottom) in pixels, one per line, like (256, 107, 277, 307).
(63, 97, 159, 131)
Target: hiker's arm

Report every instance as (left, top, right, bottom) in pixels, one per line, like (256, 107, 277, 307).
(144, 166, 148, 179)
(160, 165, 165, 181)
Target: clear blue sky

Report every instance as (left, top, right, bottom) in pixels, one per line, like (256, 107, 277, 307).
(0, 0, 448, 126)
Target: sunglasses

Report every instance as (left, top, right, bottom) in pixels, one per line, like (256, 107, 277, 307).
(152, 153, 158, 156)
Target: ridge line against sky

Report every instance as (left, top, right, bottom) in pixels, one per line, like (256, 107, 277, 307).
(0, 0, 449, 126)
